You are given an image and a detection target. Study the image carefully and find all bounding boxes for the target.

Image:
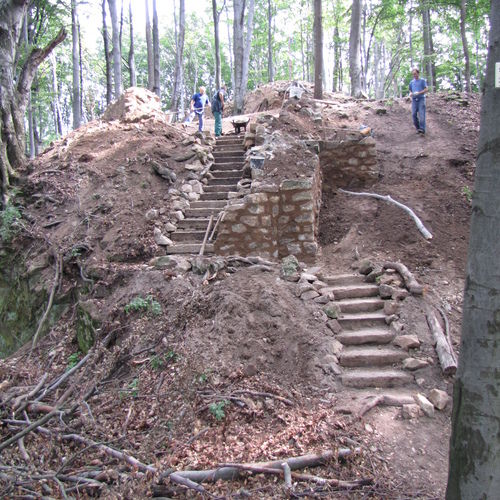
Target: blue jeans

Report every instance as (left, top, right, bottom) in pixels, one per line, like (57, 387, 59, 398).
(195, 111, 204, 132)
(412, 98, 426, 132)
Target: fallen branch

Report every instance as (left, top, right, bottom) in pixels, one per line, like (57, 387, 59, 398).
(231, 389, 294, 406)
(209, 212, 224, 242)
(31, 253, 62, 349)
(357, 394, 415, 419)
(426, 308, 458, 375)
(382, 261, 424, 295)
(339, 189, 433, 240)
(219, 463, 373, 489)
(169, 449, 354, 483)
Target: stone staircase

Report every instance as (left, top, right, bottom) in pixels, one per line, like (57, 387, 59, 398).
(323, 273, 414, 389)
(167, 135, 245, 255)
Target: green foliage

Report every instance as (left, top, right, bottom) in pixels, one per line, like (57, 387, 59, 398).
(120, 378, 140, 399)
(0, 204, 23, 243)
(124, 295, 162, 316)
(150, 350, 178, 370)
(462, 186, 473, 203)
(67, 352, 81, 369)
(209, 400, 229, 421)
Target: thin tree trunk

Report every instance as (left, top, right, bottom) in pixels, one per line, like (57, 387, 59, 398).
(447, 1, 500, 496)
(24, 13, 35, 158)
(128, 1, 137, 87)
(49, 52, 62, 136)
(349, 0, 362, 97)
(224, 2, 234, 93)
(421, 0, 434, 91)
(267, 0, 274, 82)
(332, 23, 340, 92)
(71, 0, 81, 129)
(171, 0, 185, 117)
(313, 0, 323, 99)
(102, 0, 112, 105)
(459, 0, 471, 93)
(108, 0, 122, 98)
(152, 0, 160, 97)
(145, 0, 154, 91)
(212, 0, 223, 91)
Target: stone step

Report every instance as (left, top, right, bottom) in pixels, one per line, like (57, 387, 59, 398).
(330, 284, 380, 300)
(166, 243, 214, 255)
(337, 297, 385, 314)
(339, 346, 407, 367)
(216, 136, 244, 144)
(185, 207, 223, 218)
(199, 192, 230, 200)
(177, 218, 212, 230)
(190, 200, 227, 209)
(170, 230, 206, 242)
(214, 143, 245, 151)
(338, 312, 387, 330)
(213, 154, 245, 162)
(210, 169, 243, 178)
(341, 369, 413, 388)
(321, 273, 366, 286)
(337, 328, 395, 346)
(211, 162, 245, 171)
(203, 184, 238, 192)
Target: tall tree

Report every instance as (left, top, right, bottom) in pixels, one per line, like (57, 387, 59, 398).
(313, 0, 323, 99)
(145, 0, 154, 91)
(446, 0, 500, 496)
(212, 0, 224, 91)
(170, 0, 185, 117)
(0, 0, 66, 206)
(233, 0, 255, 115)
(71, 0, 81, 129)
(421, 0, 435, 90)
(152, 0, 160, 96)
(108, 0, 122, 98)
(459, 0, 471, 92)
(349, 0, 363, 97)
(49, 52, 63, 137)
(267, 0, 274, 82)
(102, 0, 112, 105)
(128, 0, 137, 87)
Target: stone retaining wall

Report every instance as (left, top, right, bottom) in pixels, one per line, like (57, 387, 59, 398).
(214, 160, 322, 262)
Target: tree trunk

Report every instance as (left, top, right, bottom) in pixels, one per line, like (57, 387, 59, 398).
(152, 0, 160, 97)
(232, 0, 255, 115)
(332, 23, 340, 92)
(267, 0, 274, 83)
(446, 1, 500, 497)
(71, 0, 81, 129)
(171, 0, 185, 117)
(128, 1, 137, 87)
(49, 52, 63, 136)
(145, 0, 154, 92)
(24, 14, 35, 158)
(108, 0, 122, 99)
(421, 0, 434, 91)
(212, 0, 222, 91)
(224, 3, 235, 93)
(313, 0, 323, 99)
(459, 0, 471, 93)
(349, 0, 362, 97)
(0, 0, 66, 206)
(102, 0, 112, 105)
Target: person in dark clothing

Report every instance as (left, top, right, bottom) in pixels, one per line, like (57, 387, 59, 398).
(409, 68, 428, 135)
(212, 84, 227, 137)
(190, 86, 210, 132)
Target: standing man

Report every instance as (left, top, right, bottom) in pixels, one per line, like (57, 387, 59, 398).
(212, 84, 226, 137)
(190, 86, 210, 133)
(409, 68, 428, 135)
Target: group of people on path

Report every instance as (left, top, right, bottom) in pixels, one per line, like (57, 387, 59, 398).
(183, 69, 428, 138)
(186, 84, 227, 137)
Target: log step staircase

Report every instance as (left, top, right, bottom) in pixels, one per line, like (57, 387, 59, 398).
(167, 135, 245, 255)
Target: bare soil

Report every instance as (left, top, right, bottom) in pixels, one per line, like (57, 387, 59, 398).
(0, 83, 479, 498)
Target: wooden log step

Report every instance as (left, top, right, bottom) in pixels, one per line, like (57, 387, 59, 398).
(210, 169, 243, 179)
(203, 184, 238, 193)
(211, 162, 245, 171)
(339, 347, 407, 367)
(341, 369, 413, 388)
(199, 192, 230, 200)
(329, 284, 380, 300)
(170, 230, 206, 242)
(337, 312, 387, 330)
(321, 273, 366, 286)
(337, 297, 385, 314)
(177, 218, 211, 230)
(189, 200, 227, 209)
(336, 328, 395, 346)
(166, 243, 214, 255)
(206, 177, 240, 186)
(185, 207, 223, 218)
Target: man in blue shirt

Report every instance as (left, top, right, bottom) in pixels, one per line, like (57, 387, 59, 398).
(190, 86, 210, 132)
(409, 68, 428, 135)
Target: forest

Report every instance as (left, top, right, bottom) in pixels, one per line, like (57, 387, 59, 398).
(0, 0, 499, 498)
